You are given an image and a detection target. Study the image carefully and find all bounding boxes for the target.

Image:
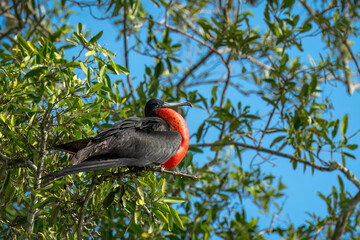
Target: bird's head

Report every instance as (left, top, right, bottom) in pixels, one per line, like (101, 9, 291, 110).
(145, 99, 192, 117)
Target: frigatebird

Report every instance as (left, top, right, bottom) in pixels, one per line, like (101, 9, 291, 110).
(43, 99, 191, 180)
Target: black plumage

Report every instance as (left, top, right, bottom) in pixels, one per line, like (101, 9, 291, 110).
(43, 99, 191, 180)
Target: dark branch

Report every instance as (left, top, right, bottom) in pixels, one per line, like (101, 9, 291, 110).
(77, 182, 97, 240)
(332, 191, 360, 240)
(192, 142, 360, 189)
(150, 167, 199, 181)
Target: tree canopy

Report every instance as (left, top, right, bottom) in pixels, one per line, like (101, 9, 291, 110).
(1, 0, 360, 239)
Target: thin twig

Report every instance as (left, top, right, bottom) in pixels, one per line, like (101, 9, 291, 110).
(258, 79, 289, 147)
(176, 50, 215, 97)
(205, 55, 232, 169)
(148, 18, 227, 64)
(151, 167, 199, 181)
(0, 152, 37, 171)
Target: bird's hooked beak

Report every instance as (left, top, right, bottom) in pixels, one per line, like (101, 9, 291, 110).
(162, 101, 192, 108)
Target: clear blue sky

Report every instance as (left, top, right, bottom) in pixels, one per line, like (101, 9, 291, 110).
(66, 1, 360, 237)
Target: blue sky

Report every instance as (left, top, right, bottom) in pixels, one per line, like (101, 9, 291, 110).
(64, 0, 360, 237)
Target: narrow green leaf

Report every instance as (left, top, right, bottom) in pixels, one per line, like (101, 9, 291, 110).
(161, 178, 166, 194)
(103, 190, 117, 208)
(153, 201, 170, 213)
(16, 35, 31, 53)
(162, 197, 185, 203)
(87, 82, 104, 94)
(85, 50, 96, 56)
(153, 209, 168, 224)
(341, 114, 348, 142)
(134, 207, 141, 224)
(270, 136, 286, 148)
(169, 206, 184, 230)
(79, 61, 87, 74)
(137, 184, 145, 201)
(196, 122, 205, 142)
(188, 146, 203, 153)
(342, 151, 356, 160)
(309, 76, 317, 93)
(90, 31, 103, 43)
(24, 67, 46, 79)
(99, 64, 106, 80)
(332, 119, 339, 138)
(77, 22, 82, 34)
(32, 197, 56, 210)
(211, 86, 218, 106)
(167, 209, 173, 231)
(345, 144, 358, 150)
(116, 64, 130, 75)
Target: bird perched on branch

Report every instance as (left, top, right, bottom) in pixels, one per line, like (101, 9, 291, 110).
(43, 99, 192, 180)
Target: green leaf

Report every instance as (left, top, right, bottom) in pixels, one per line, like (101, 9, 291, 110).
(137, 184, 145, 201)
(169, 206, 184, 230)
(153, 209, 168, 224)
(134, 207, 141, 224)
(85, 50, 96, 56)
(300, 83, 309, 98)
(116, 64, 130, 75)
(342, 151, 356, 160)
(345, 144, 358, 150)
(77, 22, 82, 34)
(188, 146, 203, 153)
(90, 31, 103, 43)
(341, 114, 348, 142)
(309, 76, 317, 93)
(161, 178, 166, 194)
(87, 82, 104, 94)
(103, 189, 118, 208)
(24, 67, 47, 79)
(32, 197, 56, 210)
(153, 201, 170, 213)
(162, 197, 185, 203)
(99, 64, 106, 80)
(332, 119, 339, 138)
(270, 136, 286, 148)
(16, 35, 31, 53)
(211, 86, 218, 106)
(196, 122, 205, 142)
(154, 61, 164, 78)
(110, 59, 130, 75)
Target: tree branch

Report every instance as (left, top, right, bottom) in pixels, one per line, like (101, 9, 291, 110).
(328, 162, 360, 189)
(26, 109, 49, 237)
(150, 167, 199, 181)
(331, 191, 360, 240)
(147, 18, 227, 64)
(100, 166, 199, 181)
(192, 142, 360, 189)
(176, 50, 214, 97)
(77, 182, 96, 240)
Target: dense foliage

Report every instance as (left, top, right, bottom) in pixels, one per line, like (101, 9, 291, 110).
(1, 0, 360, 239)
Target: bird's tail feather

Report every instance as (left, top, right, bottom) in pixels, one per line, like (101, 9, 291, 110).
(41, 158, 138, 180)
(54, 138, 93, 154)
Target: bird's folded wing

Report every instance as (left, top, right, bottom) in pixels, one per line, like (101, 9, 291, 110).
(54, 138, 93, 154)
(93, 117, 169, 141)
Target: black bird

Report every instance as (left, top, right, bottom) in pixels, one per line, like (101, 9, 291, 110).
(43, 99, 192, 180)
